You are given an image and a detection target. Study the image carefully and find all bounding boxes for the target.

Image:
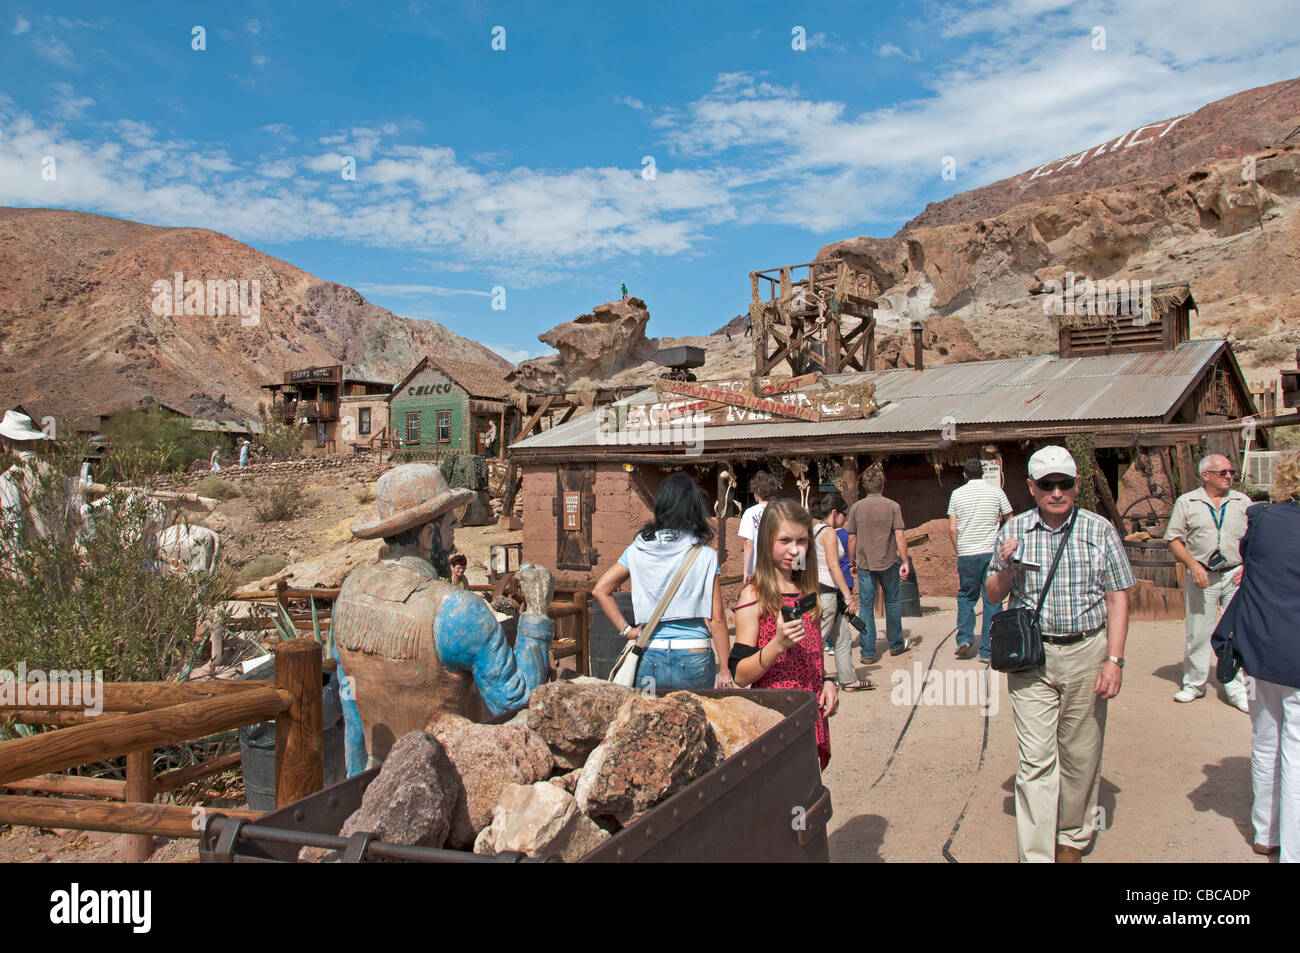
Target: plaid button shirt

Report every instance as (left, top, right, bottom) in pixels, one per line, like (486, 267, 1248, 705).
(987, 507, 1135, 635)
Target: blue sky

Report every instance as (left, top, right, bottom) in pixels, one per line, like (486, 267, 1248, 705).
(2, 1, 1298, 364)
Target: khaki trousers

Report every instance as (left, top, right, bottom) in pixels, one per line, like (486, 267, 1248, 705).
(1008, 631, 1109, 862)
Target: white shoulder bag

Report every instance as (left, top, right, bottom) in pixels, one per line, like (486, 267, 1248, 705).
(608, 544, 705, 687)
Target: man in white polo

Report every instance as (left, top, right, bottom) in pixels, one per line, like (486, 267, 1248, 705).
(948, 457, 1012, 660)
(1164, 453, 1252, 712)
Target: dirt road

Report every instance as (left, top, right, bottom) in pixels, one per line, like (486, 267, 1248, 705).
(822, 596, 1266, 863)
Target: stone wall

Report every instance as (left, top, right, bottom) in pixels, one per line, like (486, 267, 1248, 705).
(164, 454, 391, 490)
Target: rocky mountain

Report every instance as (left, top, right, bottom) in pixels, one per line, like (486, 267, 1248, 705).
(0, 208, 510, 421)
(821, 79, 1300, 384)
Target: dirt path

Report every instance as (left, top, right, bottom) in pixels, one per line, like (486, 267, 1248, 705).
(822, 596, 1265, 862)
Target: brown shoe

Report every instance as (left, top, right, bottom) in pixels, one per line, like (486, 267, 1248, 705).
(1055, 844, 1083, 863)
(955, 644, 974, 659)
(1253, 843, 1279, 855)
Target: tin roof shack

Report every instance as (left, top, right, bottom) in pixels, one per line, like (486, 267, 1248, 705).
(261, 365, 392, 455)
(388, 357, 518, 460)
(509, 338, 1260, 594)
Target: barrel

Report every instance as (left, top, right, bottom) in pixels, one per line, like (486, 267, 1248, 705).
(898, 558, 922, 617)
(238, 656, 346, 812)
(588, 591, 634, 680)
(1124, 539, 1181, 589)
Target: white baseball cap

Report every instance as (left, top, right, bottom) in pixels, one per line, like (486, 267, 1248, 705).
(1027, 445, 1077, 480)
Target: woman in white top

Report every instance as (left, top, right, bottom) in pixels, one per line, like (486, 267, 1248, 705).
(594, 472, 732, 691)
(813, 493, 870, 691)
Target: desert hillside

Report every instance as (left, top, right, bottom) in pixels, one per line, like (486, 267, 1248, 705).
(0, 208, 510, 421)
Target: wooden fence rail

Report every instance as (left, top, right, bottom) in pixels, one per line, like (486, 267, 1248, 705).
(0, 639, 323, 861)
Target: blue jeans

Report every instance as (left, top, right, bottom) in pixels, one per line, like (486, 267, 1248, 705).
(956, 552, 1000, 658)
(857, 561, 904, 659)
(638, 646, 716, 693)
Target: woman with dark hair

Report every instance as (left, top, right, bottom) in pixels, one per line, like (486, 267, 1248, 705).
(593, 472, 731, 691)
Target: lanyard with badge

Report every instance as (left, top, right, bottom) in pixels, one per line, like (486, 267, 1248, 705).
(1201, 498, 1231, 571)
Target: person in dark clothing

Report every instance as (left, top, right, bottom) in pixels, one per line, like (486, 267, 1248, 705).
(1215, 450, 1300, 862)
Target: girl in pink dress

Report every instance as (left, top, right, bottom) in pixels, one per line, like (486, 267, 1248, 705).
(731, 499, 839, 769)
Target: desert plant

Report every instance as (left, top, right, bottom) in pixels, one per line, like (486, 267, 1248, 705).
(255, 402, 310, 460)
(252, 481, 305, 521)
(0, 438, 229, 685)
(234, 554, 288, 585)
(1232, 323, 1266, 341)
(1252, 339, 1291, 365)
(355, 485, 376, 505)
(196, 475, 240, 499)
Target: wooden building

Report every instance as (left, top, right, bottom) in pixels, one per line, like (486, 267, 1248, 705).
(388, 357, 517, 459)
(510, 318, 1262, 597)
(261, 365, 392, 454)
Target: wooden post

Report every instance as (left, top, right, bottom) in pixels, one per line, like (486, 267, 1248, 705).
(275, 578, 288, 616)
(499, 408, 506, 461)
(274, 639, 323, 809)
(826, 311, 842, 374)
(1175, 441, 1197, 496)
(124, 749, 154, 862)
(843, 455, 860, 507)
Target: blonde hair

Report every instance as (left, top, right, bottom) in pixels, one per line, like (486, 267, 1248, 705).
(1270, 450, 1300, 502)
(752, 499, 822, 624)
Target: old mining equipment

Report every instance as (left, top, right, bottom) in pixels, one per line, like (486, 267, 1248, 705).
(652, 346, 706, 382)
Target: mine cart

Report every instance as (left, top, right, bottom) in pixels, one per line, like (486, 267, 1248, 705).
(199, 689, 831, 863)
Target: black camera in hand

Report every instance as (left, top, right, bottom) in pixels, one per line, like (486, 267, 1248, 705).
(1205, 551, 1227, 572)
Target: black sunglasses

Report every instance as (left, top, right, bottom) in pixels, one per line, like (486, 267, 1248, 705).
(1034, 477, 1076, 492)
(1210, 469, 1235, 477)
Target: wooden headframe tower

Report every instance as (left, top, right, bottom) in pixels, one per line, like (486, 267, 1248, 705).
(749, 257, 879, 375)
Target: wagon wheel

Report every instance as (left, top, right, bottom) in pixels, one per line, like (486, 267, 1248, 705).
(1121, 492, 1174, 535)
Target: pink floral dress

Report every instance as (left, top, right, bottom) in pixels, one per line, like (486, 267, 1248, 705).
(750, 592, 830, 769)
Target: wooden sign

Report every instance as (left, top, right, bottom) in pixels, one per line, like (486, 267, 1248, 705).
(657, 379, 821, 422)
(562, 491, 582, 531)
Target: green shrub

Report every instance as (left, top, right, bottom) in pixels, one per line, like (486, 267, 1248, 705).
(252, 482, 304, 522)
(196, 475, 240, 499)
(438, 451, 488, 491)
(1233, 323, 1266, 341)
(0, 439, 228, 683)
(255, 403, 310, 460)
(99, 407, 209, 479)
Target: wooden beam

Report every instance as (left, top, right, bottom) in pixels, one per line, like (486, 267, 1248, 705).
(513, 395, 554, 444)
(2, 774, 126, 799)
(125, 749, 154, 862)
(0, 795, 261, 839)
(152, 751, 244, 794)
(274, 639, 323, 809)
(0, 687, 289, 786)
(1175, 441, 1197, 496)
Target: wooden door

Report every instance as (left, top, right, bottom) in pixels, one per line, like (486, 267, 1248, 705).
(555, 467, 597, 570)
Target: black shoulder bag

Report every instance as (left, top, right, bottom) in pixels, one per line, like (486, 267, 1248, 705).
(989, 512, 1076, 673)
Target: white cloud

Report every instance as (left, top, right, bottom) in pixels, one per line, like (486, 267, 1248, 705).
(245, 18, 262, 35)
(32, 33, 77, 68)
(353, 283, 491, 297)
(615, 95, 645, 110)
(12, 15, 30, 35)
(807, 32, 847, 52)
(876, 43, 920, 60)
(50, 82, 94, 120)
(251, 54, 267, 67)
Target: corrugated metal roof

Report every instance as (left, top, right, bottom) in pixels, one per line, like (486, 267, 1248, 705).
(511, 340, 1227, 451)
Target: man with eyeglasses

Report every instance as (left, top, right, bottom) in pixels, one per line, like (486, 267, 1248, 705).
(986, 446, 1136, 862)
(1164, 454, 1252, 712)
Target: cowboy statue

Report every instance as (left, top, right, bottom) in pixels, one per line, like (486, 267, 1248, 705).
(334, 463, 553, 765)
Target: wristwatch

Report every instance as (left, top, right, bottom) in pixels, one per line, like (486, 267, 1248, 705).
(1107, 655, 1125, 668)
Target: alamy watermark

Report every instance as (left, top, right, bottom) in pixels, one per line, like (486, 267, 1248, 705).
(150, 271, 261, 326)
(1041, 273, 1152, 325)
(0, 662, 104, 716)
(595, 405, 705, 455)
(890, 662, 999, 716)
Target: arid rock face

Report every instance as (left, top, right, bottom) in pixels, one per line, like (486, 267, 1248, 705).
(574, 692, 721, 828)
(510, 297, 657, 391)
(0, 208, 510, 420)
(823, 142, 1300, 377)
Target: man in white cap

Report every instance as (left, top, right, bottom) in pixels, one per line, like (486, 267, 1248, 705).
(333, 463, 554, 764)
(985, 445, 1135, 863)
(1164, 454, 1252, 712)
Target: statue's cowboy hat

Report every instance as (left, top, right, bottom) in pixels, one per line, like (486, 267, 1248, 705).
(0, 410, 50, 442)
(351, 463, 475, 539)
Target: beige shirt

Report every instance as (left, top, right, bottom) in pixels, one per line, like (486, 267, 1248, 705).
(1164, 487, 1252, 567)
